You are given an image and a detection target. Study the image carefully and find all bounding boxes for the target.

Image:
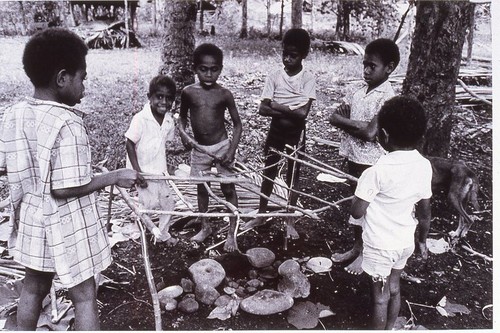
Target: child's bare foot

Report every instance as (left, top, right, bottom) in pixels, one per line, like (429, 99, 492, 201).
(344, 253, 363, 275)
(185, 217, 201, 228)
(190, 226, 213, 243)
(286, 220, 300, 240)
(165, 237, 179, 246)
(331, 248, 360, 263)
(223, 236, 238, 252)
(241, 217, 267, 230)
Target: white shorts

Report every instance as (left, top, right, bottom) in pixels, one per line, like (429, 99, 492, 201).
(362, 243, 415, 280)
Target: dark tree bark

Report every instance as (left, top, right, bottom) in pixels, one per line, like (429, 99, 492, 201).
(335, 0, 351, 41)
(240, 0, 248, 38)
(402, 1, 474, 157)
(291, 0, 303, 28)
(159, 1, 197, 97)
(279, 0, 284, 39)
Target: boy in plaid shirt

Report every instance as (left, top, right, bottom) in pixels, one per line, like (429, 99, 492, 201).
(0, 28, 143, 330)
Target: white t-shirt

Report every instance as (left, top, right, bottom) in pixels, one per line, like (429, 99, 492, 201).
(355, 150, 432, 250)
(261, 67, 316, 110)
(125, 103, 175, 174)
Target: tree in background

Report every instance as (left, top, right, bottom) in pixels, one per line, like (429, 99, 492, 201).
(159, 0, 197, 97)
(402, 1, 474, 157)
(240, 0, 247, 38)
(291, 0, 303, 28)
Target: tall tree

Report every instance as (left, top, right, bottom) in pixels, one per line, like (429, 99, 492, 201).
(159, 1, 197, 97)
(291, 0, 303, 28)
(402, 1, 474, 157)
(240, 0, 248, 38)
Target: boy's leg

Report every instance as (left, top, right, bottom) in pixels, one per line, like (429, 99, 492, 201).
(220, 183, 239, 252)
(67, 276, 100, 330)
(370, 277, 390, 330)
(16, 268, 54, 330)
(191, 183, 213, 243)
(284, 145, 302, 239)
(332, 161, 370, 275)
(386, 268, 404, 330)
(242, 151, 280, 230)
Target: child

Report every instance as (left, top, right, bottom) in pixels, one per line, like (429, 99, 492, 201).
(350, 95, 431, 329)
(126, 75, 178, 244)
(0, 28, 143, 330)
(242, 28, 316, 239)
(178, 43, 242, 252)
(329, 38, 399, 274)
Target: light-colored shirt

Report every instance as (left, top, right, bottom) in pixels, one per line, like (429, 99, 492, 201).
(261, 67, 317, 110)
(0, 98, 111, 288)
(339, 80, 395, 165)
(355, 150, 432, 250)
(125, 103, 175, 174)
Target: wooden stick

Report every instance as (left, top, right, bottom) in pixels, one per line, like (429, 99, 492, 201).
(140, 209, 303, 218)
(140, 173, 248, 184)
(311, 196, 354, 214)
(289, 145, 356, 181)
(310, 136, 340, 148)
(115, 186, 159, 236)
(136, 219, 162, 331)
(50, 283, 58, 323)
(457, 79, 492, 106)
(167, 179, 195, 210)
(237, 182, 319, 219)
(461, 244, 493, 262)
(270, 147, 359, 183)
(205, 227, 255, 252)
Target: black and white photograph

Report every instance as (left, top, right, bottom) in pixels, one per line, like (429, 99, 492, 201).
(0, 0, 494, 330)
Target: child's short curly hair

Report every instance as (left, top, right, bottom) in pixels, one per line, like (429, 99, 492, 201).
(23, 28, 88, 88)
(149, 75, 176, 96)
(378, 95, 427, 148)
(193, 43, 223, 67)
(365, 38, 400, 67)
(282, 28, 311, 56)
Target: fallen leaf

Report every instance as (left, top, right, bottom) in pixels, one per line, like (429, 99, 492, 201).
(427, 238, 450, 254)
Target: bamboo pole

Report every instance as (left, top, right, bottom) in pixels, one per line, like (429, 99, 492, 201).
(270, 147, 359, 183)
(168, 179, 195, 210)
(140, 209, 303, 218)
(310, 136, 340, 148)
(136, 218, 162, 330)
(141, 173, 248, 184)
(457, 79, 492, 106)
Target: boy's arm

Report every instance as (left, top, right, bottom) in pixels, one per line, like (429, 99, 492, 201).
(52, 169, 144, 199)
(415, 198, 431, 259)
(258, 99, 283, 117)
(178, 90, 196, 148)
(350, 195, 370, 220)
(126, 139, 141, 172)
(221, 91, 242, 165)
(329, 104, 377, 142)
(260, 99, 313, 120)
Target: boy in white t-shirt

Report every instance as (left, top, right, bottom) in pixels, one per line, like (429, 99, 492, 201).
(242, 28, 316, 238)
(126, 75, 177, 244)
(350, 96, 432, 330)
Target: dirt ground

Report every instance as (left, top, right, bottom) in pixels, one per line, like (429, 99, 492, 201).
(97, 106, 493, 331)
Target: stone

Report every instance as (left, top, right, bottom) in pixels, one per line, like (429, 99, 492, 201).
(214, 295, 232, 307)
(158, 285, 183, 299)
(235, 286, 247, 298)
(278, 260, 310, 298)
(181, 278, 194, 293)
(258, 266, 278, 279)
(248, 269, 259, 279)
(246, 248, 276, 268)
(188, 259, 226, 288)
(195, 284, 220, 305)
(178, 297, 199, 313)
(246, 279, 263, 289)
(163, 298, 177, 311)
(224, 286, 236, 295)
(240, 289, 294, 315)
(246, 286, 257, 294)
(227, 281, 239, 289)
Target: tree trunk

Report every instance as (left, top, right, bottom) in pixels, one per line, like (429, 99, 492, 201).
(291, 0, 302, 29)
(240, 0, 248, 38)
(199, 3, 204, 32)
(279, 0, 285, 39)
(159, 1, 197, 97)
(310, 0, 314, 33)
(335, 0, 350, 41)
(402, 1, 474, 157)
(266, 0, 271, 36)
(124, 0, 130, 48)
(466, 4, 476, 66)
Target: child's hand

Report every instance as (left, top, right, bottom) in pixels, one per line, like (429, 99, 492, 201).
(418, 241, 428, 260)
(115, 169, 146, 188)
(335, 102, 351, 118)
(220, 151, 235, 167)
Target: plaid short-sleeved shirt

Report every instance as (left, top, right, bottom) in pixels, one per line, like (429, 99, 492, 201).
(0, 98, 111, 288)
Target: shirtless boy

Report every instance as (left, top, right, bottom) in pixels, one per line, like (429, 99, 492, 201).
(178, 43, 242, 252)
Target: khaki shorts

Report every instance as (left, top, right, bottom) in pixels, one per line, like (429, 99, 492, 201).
(190, 139, 233, 177)
(362, 243, 415, 280)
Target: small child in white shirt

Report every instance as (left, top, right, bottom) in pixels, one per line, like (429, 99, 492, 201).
(126, 75, 177, 244)
(350, 96, 432, 329)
